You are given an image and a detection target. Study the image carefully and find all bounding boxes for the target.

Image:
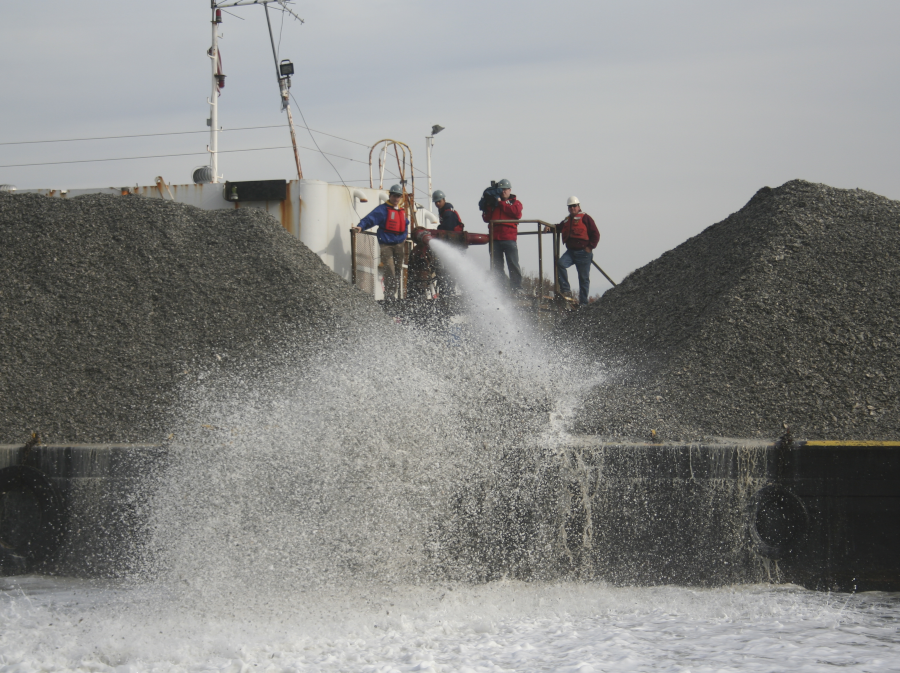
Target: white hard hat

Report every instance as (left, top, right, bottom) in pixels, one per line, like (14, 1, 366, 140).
(567, 196, 580, 206)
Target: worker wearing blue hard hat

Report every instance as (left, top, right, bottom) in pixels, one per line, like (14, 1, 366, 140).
(353, 184, 409, 301)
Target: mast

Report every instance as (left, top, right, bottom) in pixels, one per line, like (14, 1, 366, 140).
(208, 2, 221, 182)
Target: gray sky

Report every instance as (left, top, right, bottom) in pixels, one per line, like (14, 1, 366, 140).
(3, 1, 899, 293)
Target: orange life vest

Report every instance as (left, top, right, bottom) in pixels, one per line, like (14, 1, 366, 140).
(385, 206, 407, 234)
(562, 213, 589, 242)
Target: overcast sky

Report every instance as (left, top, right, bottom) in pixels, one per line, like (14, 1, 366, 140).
(3, 1, 899, 292)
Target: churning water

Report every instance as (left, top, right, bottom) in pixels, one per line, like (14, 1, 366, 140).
(2, 576, 898, 672)
(1, 246, 898, 671)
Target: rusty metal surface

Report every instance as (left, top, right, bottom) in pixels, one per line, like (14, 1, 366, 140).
(279, 180, 294, 234)
(284, 104, 304, 181)
(154, 176, 174, 200)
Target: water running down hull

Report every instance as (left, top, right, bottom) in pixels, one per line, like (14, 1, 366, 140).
(2, 440, 897, 591)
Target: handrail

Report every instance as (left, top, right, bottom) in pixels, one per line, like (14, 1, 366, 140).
(488, 219, 561, 305)
(352, 215, 616, 306)
(368, 139, 418, 230)
(349, 227, 412, 299)
(488, 219, 618, 296)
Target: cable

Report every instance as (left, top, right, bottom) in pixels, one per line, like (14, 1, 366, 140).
(288, 90, 367, 221)
(1, 145, 418, 192)
(368, 144, 429, 181)
(0, 125, 274, 146)
(285, 92, 428, 220)
(2, 125, 429, 179)
(0, 124, 371, 148)
(0, 144, 370, 169)
(277, 6, 285, 58)
(290, 92, 348, 185)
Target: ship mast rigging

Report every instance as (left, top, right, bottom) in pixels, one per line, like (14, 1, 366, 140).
(203, 1, 305, 184)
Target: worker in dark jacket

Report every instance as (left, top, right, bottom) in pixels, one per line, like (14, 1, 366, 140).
(481, 178, 524, 290)
(432, 190, 464, 232)
(431, 189, 465, 296)
(353, 184, 409, 301)
(557, 196, 600, 305)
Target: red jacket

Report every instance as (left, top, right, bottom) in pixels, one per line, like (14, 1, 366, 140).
(482, 197, 523, 241)
(559, 212, 600, 251)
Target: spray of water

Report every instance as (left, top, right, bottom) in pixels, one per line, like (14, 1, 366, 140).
(428, 240, 550, 374)
(430, 240, 607, 439)
(131, 244, 610, 617)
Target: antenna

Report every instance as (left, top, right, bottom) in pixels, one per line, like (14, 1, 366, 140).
(214, 0, 304, 24)
(203, 1, 306, 183)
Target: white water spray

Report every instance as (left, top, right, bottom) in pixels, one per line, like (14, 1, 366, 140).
(123, 245, 619, 616)
(429, 240, 550, 378)
(430, 239, 607, 441)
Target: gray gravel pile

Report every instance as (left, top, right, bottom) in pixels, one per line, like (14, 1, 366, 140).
(570, 180, 900, 441)
(0, 193, 387, 443)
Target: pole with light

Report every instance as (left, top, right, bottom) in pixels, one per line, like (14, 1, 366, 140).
(426, 124, 444, 213)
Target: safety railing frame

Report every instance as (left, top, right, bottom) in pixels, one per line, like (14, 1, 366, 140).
(489, 218, 617, 308)
(351, 219, 617, 308)
(488, 219, 562, 312)
(350, 228, 413, 300)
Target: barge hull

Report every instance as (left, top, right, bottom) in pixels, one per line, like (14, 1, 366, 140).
(1, 441, 898, 590)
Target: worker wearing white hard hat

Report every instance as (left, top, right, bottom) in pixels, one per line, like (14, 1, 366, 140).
(557, 196, 600, 306)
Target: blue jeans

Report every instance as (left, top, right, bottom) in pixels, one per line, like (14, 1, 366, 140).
(558, 249, 592, 304)
(492, 240, 522, 290)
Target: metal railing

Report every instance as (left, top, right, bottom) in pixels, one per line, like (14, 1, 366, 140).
(489, 219, 617, 304)
(489, 219, 560, 311)
(350, 228, 413, 299)
(350, 220, 617, 307)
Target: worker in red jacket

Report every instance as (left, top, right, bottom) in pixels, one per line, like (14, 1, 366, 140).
(481, 179, 524, 291)
(557, 196, 600, 305)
